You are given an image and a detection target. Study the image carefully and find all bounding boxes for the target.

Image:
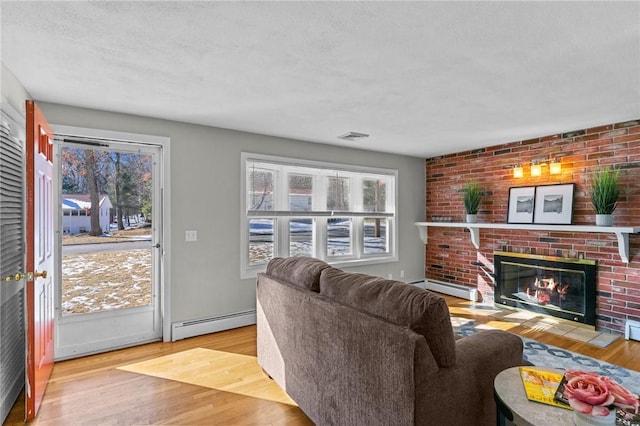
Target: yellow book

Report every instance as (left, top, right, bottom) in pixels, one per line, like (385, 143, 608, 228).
(519, 367, 572, 410)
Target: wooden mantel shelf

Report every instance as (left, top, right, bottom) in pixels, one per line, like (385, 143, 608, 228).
(414, 222, 640, 263)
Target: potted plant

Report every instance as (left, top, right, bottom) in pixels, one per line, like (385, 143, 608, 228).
(590, 167, 620, 226)
(463, 180, 482, 223)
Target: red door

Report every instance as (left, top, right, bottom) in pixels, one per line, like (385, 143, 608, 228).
(25, 100, 55, 420)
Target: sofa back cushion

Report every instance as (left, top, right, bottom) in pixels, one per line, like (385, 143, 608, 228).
(266, 257, 331, 292)
(319, 267, 456, 368)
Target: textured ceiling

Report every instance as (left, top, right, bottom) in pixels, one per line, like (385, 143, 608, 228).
(2, 1, 639, 158)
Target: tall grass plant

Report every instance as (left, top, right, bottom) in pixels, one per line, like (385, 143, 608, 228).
(590, 167, 620, 215)
(463, 180, 482, 214)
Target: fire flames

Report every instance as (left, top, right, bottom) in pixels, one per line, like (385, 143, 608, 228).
(525, 276, 569, 305)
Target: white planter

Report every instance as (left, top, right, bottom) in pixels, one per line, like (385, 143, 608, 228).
(466, 214, 477, 223)
(595, 214, 613, 227)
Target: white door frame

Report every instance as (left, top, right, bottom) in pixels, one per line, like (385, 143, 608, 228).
(52, 124, 171, 358)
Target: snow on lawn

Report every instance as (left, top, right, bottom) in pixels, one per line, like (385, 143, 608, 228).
(62, 249, 152, 315)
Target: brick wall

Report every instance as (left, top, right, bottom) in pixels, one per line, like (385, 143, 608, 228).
(425, 118, 640, 334)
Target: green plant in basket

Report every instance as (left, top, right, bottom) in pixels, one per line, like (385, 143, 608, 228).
(463, 180, 482, 214)
(590, 167, 620, 215)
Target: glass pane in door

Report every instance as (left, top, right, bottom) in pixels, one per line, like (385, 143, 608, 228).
(60, 146, 153, 316)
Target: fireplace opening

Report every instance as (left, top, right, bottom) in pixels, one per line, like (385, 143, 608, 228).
(493, 251, 597, 327)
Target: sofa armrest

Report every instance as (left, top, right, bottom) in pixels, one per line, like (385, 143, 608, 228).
(455, 330, 524, 425)
(455, 330, 524, 369)
(415, 330, 523, 426)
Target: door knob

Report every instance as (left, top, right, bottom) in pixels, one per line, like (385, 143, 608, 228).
(3, 270, 47, 282)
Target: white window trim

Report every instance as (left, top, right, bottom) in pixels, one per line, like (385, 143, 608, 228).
(241, 152, 398, 279)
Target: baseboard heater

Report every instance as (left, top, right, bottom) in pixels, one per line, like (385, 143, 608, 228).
(625, 320, 640, 342)
(171, 309, 256, 341)
(424, 279, 478, 302)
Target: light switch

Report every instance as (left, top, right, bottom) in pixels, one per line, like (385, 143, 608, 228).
(185, 230, 198, 242)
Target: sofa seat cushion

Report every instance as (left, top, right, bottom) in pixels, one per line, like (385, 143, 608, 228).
(266, 257, 331, 292)
(319, 267, 456, 368)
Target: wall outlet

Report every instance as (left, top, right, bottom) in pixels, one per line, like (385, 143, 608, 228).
(400, 270, 405, 279)
(185, 230, 198, 242)
(388, 274, 393, 279)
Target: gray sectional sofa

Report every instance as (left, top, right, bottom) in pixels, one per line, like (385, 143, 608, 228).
(256, 257, 524, 425)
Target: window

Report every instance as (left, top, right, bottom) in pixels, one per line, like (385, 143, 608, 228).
(363, 217, 389, 254)
(242, 153, 397, 277)
(247, 165, 275, 266)
(288, 174, 314, 257)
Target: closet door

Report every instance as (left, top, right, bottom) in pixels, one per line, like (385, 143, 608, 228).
(0, 106, 26, 423)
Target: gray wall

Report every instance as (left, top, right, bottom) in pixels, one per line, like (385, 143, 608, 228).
(38, 102, 426, 326)
(1, 64, 31, 114)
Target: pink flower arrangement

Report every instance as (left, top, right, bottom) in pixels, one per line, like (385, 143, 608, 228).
(562, 370, 640, 417)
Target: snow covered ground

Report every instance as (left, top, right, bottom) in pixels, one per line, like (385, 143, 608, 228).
(61, 249, 152, 315)
(249, 218, 388, 263)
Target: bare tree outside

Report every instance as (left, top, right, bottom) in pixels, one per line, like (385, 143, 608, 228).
(115, 152, 124, 230)
(363, 179, 386, 238)
(83, 149, 102, 236)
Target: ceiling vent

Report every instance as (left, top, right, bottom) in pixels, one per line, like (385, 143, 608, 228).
(337, 132, 369, 142)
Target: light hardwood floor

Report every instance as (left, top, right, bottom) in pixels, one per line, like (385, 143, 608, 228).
(5, 295, 640, 425)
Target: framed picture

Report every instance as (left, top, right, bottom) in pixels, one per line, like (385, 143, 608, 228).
(533, 183, 575, 225)
(507, 186, 536, 223)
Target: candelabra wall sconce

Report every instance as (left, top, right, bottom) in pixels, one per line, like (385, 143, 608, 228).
(513, 158, 562, 178)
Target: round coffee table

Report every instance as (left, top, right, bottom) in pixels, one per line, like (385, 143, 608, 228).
(494, 366, 573, 425)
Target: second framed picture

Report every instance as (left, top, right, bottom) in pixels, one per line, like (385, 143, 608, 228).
(533, 183, 575, 225)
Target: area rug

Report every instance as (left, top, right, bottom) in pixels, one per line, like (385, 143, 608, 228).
(117, 348, 295, 405)
(452, 317, 640, 395)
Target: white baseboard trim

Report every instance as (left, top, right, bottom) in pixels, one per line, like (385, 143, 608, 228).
(424, 279, 478, 302)
(171, 310, 256, 341)
(625, 319, 640, 342)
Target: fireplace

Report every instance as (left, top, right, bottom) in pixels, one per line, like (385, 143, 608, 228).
(493, 251, 597, 327)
